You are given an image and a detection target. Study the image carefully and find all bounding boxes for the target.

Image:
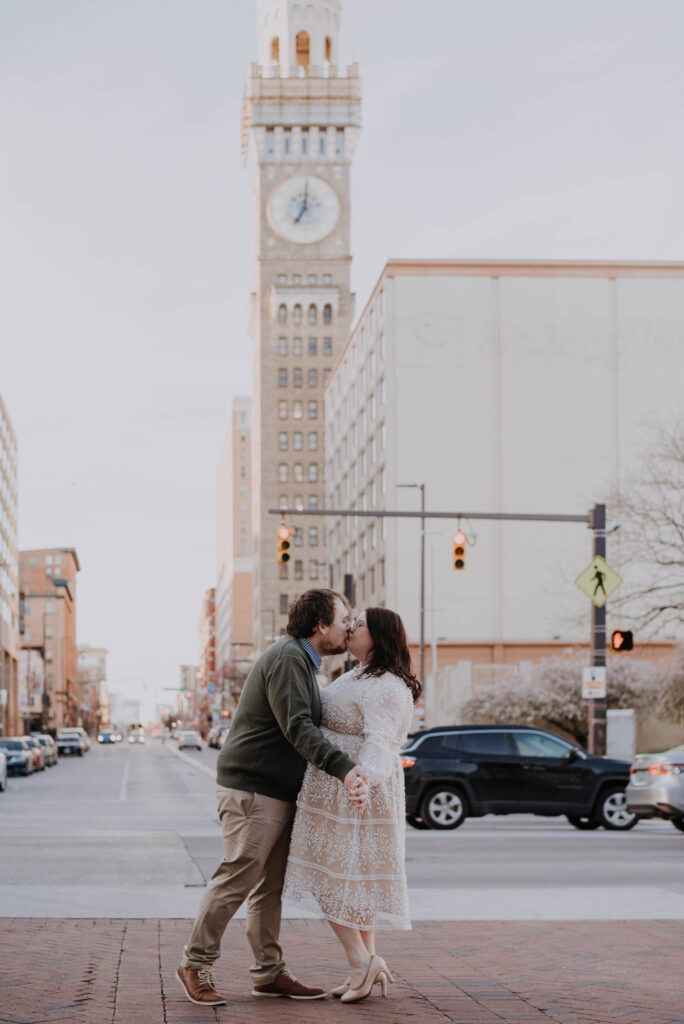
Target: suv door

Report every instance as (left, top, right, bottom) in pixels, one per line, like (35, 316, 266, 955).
(510, 729, 592, 811)
(442, 730, 520, 810)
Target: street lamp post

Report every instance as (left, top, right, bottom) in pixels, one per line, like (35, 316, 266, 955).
(397, 484, 426, 682)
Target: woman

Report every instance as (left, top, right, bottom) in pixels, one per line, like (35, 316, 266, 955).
(282, 606, 421, 1003)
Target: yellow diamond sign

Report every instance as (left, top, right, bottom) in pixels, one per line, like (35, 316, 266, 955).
(575, 555, 623, 608)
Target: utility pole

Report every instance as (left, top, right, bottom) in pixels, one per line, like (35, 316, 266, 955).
(589, 503, 607, 756)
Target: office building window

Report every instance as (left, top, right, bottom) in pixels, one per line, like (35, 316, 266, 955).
(323, 369, 331, 385)
(308, 463, 318, 482)
(323, 274, 332, 285)
(308, 337, 317, 355)
(280, 593, 288, 614)
(323, 337, 332, 355)
(293, 401, 303, 420)
(279, 400, 288, 419)
(308, 274, 317, 284)
(308, 369, 318, 387)
(308, 304, 317, 324)
(309, 560, 319, 580)
(278, 337, 288, 355)
(279, 495, 288, 509)
(309, 527, 319, 546)
(308, 495, 319, 509)
(293, 304, 303, 325)
(294, 494, 304, 510)
(279, 432, 288, 451)
(323, 304, 332, 324)
(279, 463, 288, 482)
(293, 431, 303, 450)
(278, 304, 287, 324)
(308, 401, 317, 419)
(294, 527, 303, 547)
(277, 273, 287, 285)
(278, 369, 287, 387)
(293, 368, 303, 387)
(293, 336, 303, 355)
(279, 564, 289, 579)
(308, 432, 318, 451)
(294, 560, 304, 580)
(45, 601, 54, 615)
(294, 463, 304, 482)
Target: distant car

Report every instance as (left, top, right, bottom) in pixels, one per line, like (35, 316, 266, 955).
(626, 743, 684, 833)
(177, 730, 203, 751)
(0, 749, 7, 791)
(128, 728, 145, 744)
(206, 725, 222, 748)
(24, 736, 46, 771)
(56, 730, 85, 756)
(32, 734, 58, 767)
(402, 724, 637, 831)
(59, 727, 91, 751)
(0, 737, 34, 775)
(98, 730, 119, 744)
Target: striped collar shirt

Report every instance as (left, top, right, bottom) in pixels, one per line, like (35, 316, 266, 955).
(297, 637, 322, 672)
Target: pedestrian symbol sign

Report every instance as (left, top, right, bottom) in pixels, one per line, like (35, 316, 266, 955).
(575, 556, 622, 608)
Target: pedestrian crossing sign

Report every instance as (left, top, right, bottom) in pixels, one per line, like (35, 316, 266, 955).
(575, 555, 623, 608)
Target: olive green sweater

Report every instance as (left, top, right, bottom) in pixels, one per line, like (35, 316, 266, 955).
(216, 635, 356, 801)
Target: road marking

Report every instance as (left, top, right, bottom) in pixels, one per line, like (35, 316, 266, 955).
(168, 744, 215, 779)
(118, 760, 130, 802)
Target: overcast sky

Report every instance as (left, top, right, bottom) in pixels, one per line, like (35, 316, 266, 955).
(2, 0, 683, 715)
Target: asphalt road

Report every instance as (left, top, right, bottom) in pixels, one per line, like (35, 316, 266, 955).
(1, 738, 682, 895)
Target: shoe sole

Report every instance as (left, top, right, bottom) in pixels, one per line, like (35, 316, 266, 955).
(176, 969, 227, 1006)
(252, 991, 327, 1000)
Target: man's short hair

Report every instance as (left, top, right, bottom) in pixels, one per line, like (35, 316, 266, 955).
(286, 589, 349, 639)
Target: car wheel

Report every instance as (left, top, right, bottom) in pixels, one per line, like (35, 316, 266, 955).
(566, 814, 600, 830)
(671, 818, 684, 833)
(406, 813, 431, 830)
(420, 786, 468, 830)
(595, 787, 638, 830)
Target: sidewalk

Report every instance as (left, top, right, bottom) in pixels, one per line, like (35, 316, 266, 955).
(2, 918, 683, 1024)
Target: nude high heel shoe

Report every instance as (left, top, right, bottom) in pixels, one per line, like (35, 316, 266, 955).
(331, 977, 350, 997)
(340, 955, 393, 1003)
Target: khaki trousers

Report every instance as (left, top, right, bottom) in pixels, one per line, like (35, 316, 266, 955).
(182, 786, 295, 983)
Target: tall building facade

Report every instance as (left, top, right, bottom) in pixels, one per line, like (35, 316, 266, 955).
(0, 394, 19, 737)
(243, 0, 361, 650)
(77, 646, 108, 734)
(216, 397, 254, 708)
(19, 548, 80, 729)
(326, 260, 684, 669)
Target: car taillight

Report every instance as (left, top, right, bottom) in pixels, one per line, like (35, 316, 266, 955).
(401, 757, 416, 769)
(648, 763, 683, 776)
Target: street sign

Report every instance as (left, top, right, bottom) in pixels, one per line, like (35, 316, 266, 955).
(575, 555, 623, 608)
(582, 666, 607, 699)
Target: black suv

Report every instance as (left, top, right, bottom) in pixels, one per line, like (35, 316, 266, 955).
(402, 724, 636, 831)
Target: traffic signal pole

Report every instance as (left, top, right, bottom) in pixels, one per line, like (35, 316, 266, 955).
(589, 503, 607, 756)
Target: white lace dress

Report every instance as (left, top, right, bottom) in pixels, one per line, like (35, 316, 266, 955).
(282, 667, 415, 931)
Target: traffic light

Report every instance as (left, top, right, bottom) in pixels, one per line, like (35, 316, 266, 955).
(452, 530, 466, 570)
(277, 524, 292, 564)
(611, 630, 633, 652)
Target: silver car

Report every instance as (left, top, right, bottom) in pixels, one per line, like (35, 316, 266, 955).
(626, 743, 684, 833)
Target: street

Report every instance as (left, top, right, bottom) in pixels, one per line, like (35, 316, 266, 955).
(2, 740, 684, 1024)
(1, 740, 683, 915)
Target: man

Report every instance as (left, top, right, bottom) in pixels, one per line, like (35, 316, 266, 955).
(177, 589, 368, 1007)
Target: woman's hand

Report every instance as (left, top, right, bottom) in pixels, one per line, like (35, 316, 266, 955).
(343, 765, 370, 810)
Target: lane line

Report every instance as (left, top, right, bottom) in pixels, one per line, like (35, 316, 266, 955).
(118, 760, 130, 802)
(167, 744, 216, 779)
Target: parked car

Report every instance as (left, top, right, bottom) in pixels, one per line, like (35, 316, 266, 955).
(32, 734, 58, 767)
(24, 736, 46, 771)
(56, 730, 85, 756)
(97, 730, 119, 744)
(177, 730, 203, 751)
(401, 724, 637, 831)
(206, 725, 223, 749)
(0, 749, 7, 791)
(0, 737, 34, 775)
(626, 743, 684, 833)
(59, 727, 91, 751)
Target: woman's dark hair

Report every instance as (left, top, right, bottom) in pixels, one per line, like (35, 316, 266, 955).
(360, 607, 422, 703)
(287, 588, 349, 638)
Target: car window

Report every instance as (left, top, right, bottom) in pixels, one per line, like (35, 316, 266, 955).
(455, 732, 512, 755)
(412, 736, 446, 757)
(1, 740, 23, 750)
(512, 731, 572, 758)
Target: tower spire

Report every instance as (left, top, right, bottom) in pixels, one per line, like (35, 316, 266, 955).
(256, 0, 341, 77)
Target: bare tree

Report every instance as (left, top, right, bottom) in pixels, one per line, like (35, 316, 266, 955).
(461, 657, 655, 748)
(611, 421, 684, 635)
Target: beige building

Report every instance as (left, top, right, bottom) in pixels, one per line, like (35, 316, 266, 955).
(216, 398, 254, 707)
(325, 259, 684, 673)
(19, 548, 80, 730)
(77, 646, 108, 734)
(243, 0, 361, 650)
(0, 394, 19, 737)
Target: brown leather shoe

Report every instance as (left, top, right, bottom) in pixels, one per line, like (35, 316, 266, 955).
(252, 968, 326, 1000)
(176, 965, 227, 1006)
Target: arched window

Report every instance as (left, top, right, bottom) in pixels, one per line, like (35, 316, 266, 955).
(293, 304, 303, 325)
(308, 304, 317, 324)
(323, 304, 332, 324)
(270, 36, 280, 64)
(296, 31, 310, 74)
(278, 304, 287, 324)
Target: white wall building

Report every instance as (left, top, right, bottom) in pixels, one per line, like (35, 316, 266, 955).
(325, 259, 684, 670)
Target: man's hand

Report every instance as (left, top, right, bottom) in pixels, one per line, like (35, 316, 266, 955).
(343, 765, 370, 809)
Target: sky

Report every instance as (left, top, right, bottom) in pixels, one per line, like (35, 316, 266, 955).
(2, 0, 684, 716)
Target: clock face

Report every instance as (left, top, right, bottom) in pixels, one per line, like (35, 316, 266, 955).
(267, 175, 340, 244)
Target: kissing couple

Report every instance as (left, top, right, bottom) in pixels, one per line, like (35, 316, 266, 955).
(176, 587, 421, 1006)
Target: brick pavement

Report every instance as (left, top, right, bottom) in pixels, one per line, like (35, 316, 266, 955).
(1, 919, 682, 1024)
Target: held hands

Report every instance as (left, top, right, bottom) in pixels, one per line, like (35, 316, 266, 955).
(343, 765, 370, 811)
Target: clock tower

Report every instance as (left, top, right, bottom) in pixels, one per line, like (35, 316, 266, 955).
(243, 0, 361, 651)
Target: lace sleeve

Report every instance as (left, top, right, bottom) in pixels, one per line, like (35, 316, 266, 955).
(357, 674, 413, 786)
